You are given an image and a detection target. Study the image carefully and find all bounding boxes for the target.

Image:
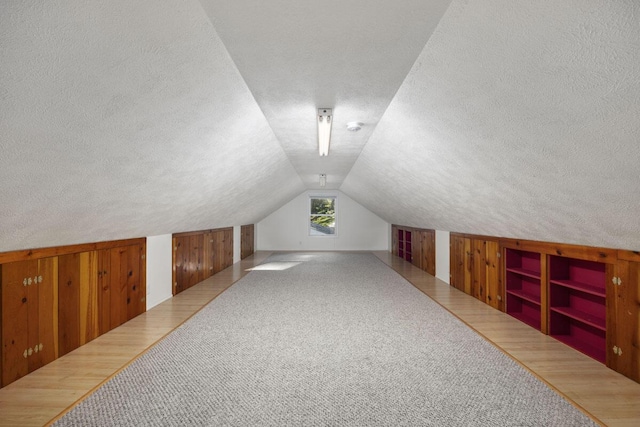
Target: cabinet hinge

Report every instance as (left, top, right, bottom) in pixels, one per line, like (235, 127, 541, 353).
(612, 277, 622, 286)
(141, 254, 145, 260)
(497, 252, 501, 258)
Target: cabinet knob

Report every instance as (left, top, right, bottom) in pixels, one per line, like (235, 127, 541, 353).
(23, 349, 28, 358)
(27, 347, 33, 356)
(34, 344, 39, 353)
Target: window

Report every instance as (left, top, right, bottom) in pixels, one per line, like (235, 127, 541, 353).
(309, 196, 336, 236)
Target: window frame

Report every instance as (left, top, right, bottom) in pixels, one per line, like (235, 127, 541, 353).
(308, 195, 337, 237)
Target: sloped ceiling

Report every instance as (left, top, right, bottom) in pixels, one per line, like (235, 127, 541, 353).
(1, 0, 639, 253)
(342, 0, 640, 250)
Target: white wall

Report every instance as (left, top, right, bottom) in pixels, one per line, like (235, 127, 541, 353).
(146, 234, 173, 310)
(435, 230, 450, 284)
(257, 190, 389, 251)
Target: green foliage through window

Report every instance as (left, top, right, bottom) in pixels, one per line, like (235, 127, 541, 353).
(310, 197, 336, 235)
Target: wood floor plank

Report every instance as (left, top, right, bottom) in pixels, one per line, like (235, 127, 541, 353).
(1, 250, 638, 426)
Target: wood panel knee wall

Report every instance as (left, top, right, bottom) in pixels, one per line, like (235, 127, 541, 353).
(0, 238, 146, 387)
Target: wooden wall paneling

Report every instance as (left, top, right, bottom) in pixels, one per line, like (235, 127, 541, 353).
(471, 239, 487, 301)
(97, 249, 111, 335)
(126, 244, 143, 321)
(500, 239, 617, 263)
(1, 261, 36, 386)
(57, 254, 81, 357)
(608, 260, 639, 381)
(202, 232, 212, 280)
(539, 254, 549, 334)
(35, 257, 57, 369)
(174, 237, 187, 295)
(485, 241, 502, 310)
(450, 234, 471, 294)
(422, 230, 436, 276)
(0, 238, 146, 265)
(79, 251, 100, 345)
(187, 235, 198, 289)
(108, 247, 128, 330)
(411, 230, 422, 269)
(241, 224, 254, 260)
(224, 229, 234, 269)
(212, 231, 223, 274)
(391, 225, 398, 256)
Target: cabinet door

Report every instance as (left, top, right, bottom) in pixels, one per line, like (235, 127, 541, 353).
(58, 254, 81, 357)
(450, 236, 471, 293)
(98, 249, 111, 335)
(241, 225, 254, 260)
(126, 244, 144, 321)
(411, 230, 422, 269)
(223, 229, 233, 269)
(391, 226, 398, 256)
(608, 260, 639, 381)
(1, 261, 36, 386)
(34, 257, 57, 370)
(471, 239, 487, 301)
(174, 236, 188, 295)
(188, 234, 204, 288)
(485, 241, 502, 311)
(421, 230, 436, 276)
(108, 247, 130, 329)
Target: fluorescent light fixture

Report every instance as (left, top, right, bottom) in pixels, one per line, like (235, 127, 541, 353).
(319, 173, 327, 187)
(318, 108, 332, 156)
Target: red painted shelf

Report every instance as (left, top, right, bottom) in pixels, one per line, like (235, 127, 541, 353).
(549, 279, 605, 298)
(506, 267, 541, 280)
(506, 289, 540, 305)
(550, 306, 605, 331)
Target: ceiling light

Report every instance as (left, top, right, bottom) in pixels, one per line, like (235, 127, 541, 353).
(319, 174, 327, 187)
(346, 121, 363, 132)
(318, 108, 332, 156)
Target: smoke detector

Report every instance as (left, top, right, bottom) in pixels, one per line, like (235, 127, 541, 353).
(346, 121, 363, 132)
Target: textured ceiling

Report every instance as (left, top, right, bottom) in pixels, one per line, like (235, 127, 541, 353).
(199, 0, 452, 189)
(1, 0, 639, 252)
(342, 0, 640, 250)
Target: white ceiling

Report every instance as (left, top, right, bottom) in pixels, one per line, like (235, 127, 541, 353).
(1, 0, 639, 252)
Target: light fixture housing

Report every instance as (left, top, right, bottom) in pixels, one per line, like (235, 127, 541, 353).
(319, 173, 327, 187)
(318, 108, 332, 156)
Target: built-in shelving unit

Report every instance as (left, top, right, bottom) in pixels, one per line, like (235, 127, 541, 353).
(549, 256, 606, 363)
(397, 228, 412, 262)
(505, 249, 542, 330)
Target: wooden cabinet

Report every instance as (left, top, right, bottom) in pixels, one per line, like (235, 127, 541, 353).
(240, 224, 255, 260)
(173, 228, 234, 295)
(1, 258, 57, 386)
(450, 234, 503, 311)
(1, 238, 146, 388)
(608, 252, 640, 382)
(392, 225, 436, 276)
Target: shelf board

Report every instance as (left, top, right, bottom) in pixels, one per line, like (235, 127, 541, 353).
(550, 306, 606, 331)
(506, 267, 541, 280)
(506, 289, 541, 305)
(549, 279, 605, 298)
(507, 310, 541, 331)
(550, 333, 606, 364)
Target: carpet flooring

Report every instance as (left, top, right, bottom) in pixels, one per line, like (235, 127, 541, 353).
(54, 252, 598, 426)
